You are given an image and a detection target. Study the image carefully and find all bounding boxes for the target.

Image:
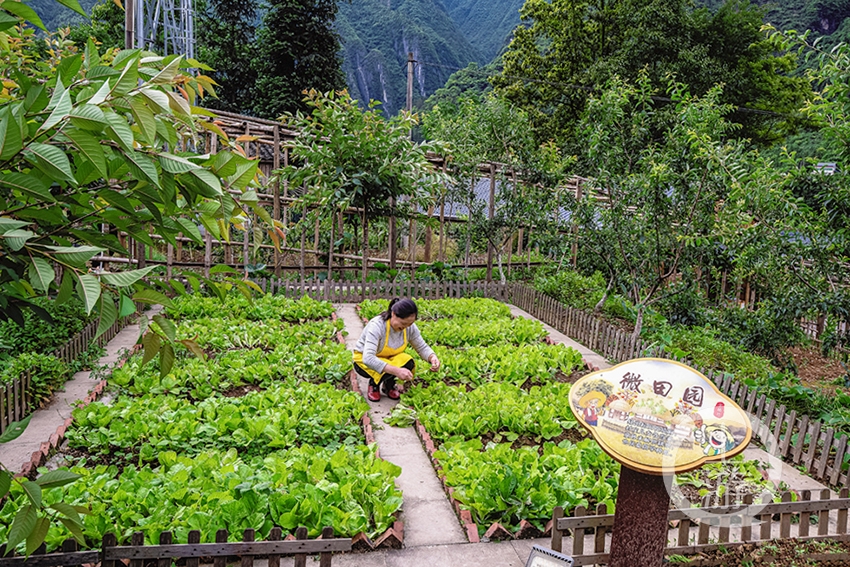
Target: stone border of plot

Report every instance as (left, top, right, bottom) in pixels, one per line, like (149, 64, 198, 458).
(16, 345, 140, 479)
(332, 312, 404, 551)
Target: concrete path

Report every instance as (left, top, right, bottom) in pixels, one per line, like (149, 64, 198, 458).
(335, 304, 468, 548)
(509, 305, 611, 371)
(0, 314, 147, 474)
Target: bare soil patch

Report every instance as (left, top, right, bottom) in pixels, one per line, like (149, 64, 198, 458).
(787, 345, 847, 390)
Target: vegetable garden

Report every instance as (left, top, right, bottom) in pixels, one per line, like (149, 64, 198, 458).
(0, 294, 403, 552)
(363, 298, 778, 538)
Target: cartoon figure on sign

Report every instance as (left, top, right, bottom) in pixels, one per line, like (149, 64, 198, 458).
(578, 391, 606, 427)
(694, 423, 736, 456)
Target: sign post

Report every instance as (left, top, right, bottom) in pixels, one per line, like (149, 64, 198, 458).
(569, 359, 752, 567)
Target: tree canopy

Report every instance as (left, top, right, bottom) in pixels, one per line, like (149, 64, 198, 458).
(493, 0, 810, 149)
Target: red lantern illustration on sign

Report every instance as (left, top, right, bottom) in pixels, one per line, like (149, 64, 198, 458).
(714, 401, 725, 418)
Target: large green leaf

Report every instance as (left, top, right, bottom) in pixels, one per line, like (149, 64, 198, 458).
(149, 55, 183, 85)
(55, 0, 86, 16)
(5, 504, 36, 554)
(119, 292, 136, 317)
(110, 60, 139, 97)
(0, 414, 31, 443)
(159, 152, 200, 174)
(40, 88, 71, 132)
(152, 314, 176, 342)
(0, 1, 45, 30)
(0, 9, 16, 32)
(64, 129, 108, 179)
(141, 331, 161, 365)
(69, 104, 108, 131)
(0, 108, 23, 161)
(28, 257, 54, 291)
(188, 169, 222, 197)
(128, 97, 157, 144)
(159, 341, 175, 377)
(56, 269, 74, 304)
(87, 79, 112, 106)
(123, 151, 160, 186)
(76, 273, 101, 315)
(25, 143, 76, 184)
(3, 229, 34, 251)
(132, 289, 173, 307)
(35, 470, 81, 489)
(100, 265, 157, 287)
(20, 481, 41, 509)
(0, 172, 53, 202)
(0, 217, 28, 235)
(176, 218, 203, 243)
(46, 245, 104, 267)
(103, 111, 135, 151)
(95, 292, 117, 340)
(138, 88, 171, 114)
(25, 517, 50, 556)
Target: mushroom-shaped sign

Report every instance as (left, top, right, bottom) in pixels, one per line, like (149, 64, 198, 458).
(569, 358, 752, 474)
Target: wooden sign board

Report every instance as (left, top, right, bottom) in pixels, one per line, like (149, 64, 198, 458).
(569, 358, 752, 475)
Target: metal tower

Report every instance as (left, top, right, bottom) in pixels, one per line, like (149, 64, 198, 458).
(125, 0, 195, 59)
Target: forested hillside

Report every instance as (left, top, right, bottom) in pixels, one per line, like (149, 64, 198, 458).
(337, 0, 482, 114)
(440, 0, 523, 62)
(29, 0, 96, 29)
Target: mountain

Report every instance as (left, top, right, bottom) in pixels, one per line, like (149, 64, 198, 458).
(440, 0, 523, 62)
(336, 0, 485, 115)
(29, 0, 98, 31)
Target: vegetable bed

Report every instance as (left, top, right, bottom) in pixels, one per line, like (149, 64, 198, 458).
(362, 298, 606, 535)
(364, 298, 777, 538)
(0, 294, 402, 551)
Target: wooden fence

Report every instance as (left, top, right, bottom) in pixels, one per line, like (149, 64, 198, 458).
(502, 283, 850, 490)
(0, 312, 134, 435)
(0, 527, 350, 567)
(550, 489, 850, 565)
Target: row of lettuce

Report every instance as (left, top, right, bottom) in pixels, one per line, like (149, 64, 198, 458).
(0, 294, 399, 551)
(360, 298, 778, 536)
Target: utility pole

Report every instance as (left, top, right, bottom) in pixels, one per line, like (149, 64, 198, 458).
(406, 52, 415, 275)
(125, 0, 135, 49)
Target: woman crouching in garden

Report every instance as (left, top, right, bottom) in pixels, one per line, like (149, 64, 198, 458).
(353, 298, 440, 401)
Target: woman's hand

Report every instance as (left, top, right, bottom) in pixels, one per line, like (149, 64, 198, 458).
(428, 354, 441, 372)
(393, 366, 414, 381)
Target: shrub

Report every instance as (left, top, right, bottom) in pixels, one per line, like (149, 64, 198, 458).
(0, 353, 70, 409)
(0, 298, 91, 355)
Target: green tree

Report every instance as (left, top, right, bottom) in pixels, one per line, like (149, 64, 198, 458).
(280, 90, 446, 287)
(422, 62, 496, 111)
(196, 0, 258, 115)
(67, 0, 124, 50)
(494, 0, 809, 149)
(570, 75, 747, 337)
(423, 93, 570, 280)
(250, 0, 345, 119)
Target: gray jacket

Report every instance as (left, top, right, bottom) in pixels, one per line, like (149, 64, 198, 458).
(354, 315, 435, 373)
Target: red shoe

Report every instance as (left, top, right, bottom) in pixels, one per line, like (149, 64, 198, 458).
(387, 385, 401, 400)
(367, 383, 381, 401)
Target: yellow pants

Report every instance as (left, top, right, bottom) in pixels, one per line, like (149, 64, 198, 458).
(353, 351, 414, 385)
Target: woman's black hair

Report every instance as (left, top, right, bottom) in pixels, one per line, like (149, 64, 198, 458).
(382, 298, 418, 321)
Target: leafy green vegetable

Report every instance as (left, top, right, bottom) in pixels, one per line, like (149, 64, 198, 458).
(167, 294, 335, 322)
(67, 382, 368, 461)
(0, 447, 401, 550)
(434, 439, 619, 533)
(359, 297, 512, 321)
